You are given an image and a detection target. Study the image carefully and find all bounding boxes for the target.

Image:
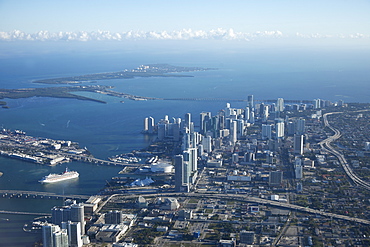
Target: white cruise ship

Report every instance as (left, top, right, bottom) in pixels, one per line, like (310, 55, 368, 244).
(39, 168, 79, 184)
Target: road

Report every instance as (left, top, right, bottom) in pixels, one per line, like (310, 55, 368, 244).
(319, 111, 370, 190)
(100, 192, 370, 225)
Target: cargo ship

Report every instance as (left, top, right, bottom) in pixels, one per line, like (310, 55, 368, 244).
(39, 168, 79, 184)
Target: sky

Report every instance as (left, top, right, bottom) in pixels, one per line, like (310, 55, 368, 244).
(0, 0, 369, 44)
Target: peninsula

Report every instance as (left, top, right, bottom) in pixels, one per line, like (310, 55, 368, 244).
(33, 64, 214, 84)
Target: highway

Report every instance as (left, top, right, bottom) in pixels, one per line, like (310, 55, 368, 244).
(319, 111, 370, 190)
(101, 192, 370, 225)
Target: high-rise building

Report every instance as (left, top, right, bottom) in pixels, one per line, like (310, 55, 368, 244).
(43, 224, 59, 247)
(244, 107, 250, 121)
(225, 103, 232, 118)
(295, 118, 306, 135)
(365, 142, 370, 151)
(230, 120, 237, 144)
(52, 206, 71, 227)
(148, 117, 155, 133)
(247, 95, 254, 109)
(157, 123, 167, 140)
(184, 113, 191, 132)
(295, 158, 303, 179)
(43, 224, 68, 247)
(64, 221, 83, 247)
(249, 111, 255, 124)
(262, 105, 269, 122)
(262, 124, 272, 140)
(240, 230, 255, 244)
(294, 134, 304, 155)
(70, 204, 85, 235)
(237, 119, 245, 139)
(232, 153, 239, 163)
(200, 112, 211, 134)
(53, 229, 68, 247)
(143, 118, 149, 132)
(174, 155, 185, 192)
(184, 148, 197, 172)
(269, 171, 283, 187)
(275, 121, 285, 139)
(105, 210, 123, 224)
(244, 152, 255, 163)
(202, 135, 212, 153)
(287, 121, 295, 136)
(276, 98, 284, 112)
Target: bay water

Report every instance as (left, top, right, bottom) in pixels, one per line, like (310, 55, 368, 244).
(0, 43, 369, 246)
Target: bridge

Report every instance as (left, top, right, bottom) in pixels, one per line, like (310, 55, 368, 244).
(162, 98, 314, 104)
(49, 152, 137, 167)
(0, 210, 51, 216)
(0, 190, 90, 200)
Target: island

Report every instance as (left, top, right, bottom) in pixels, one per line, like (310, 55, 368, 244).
(0, 85, 113, 107)
(33, 64, 214, 84)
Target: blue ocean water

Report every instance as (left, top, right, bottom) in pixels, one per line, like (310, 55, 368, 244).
(0, 43, 369, 245)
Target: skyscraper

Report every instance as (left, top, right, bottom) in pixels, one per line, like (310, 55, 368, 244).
(148, 117, 155, 133)
(230, 120, 237, 144)
(294, 134, 304, 155)
(262, 124, 272, 140)
(143, 118, 149, 132)
(43, 224, 68, 247)
(174, 154, 184, 192)
(295, 118, 306, 135)
(240, 230, 255, 245)
(202, 135, 212, 153)
(184, 147, 198, 172)
(52, 206, 71, 226)
(53, 229, 68, 247)
(105, 210, 123, 224)
(247, 95, 254, 109)
(276, 98, 284, 112)
(70, 204, 85, 235)
(237, 119, 245, 139)
(244, 107, 250, 121)
(275, 121, 285, 139)
(295, 158, 303, 179)
(43, 224, 59, 247)
(64, 221, 83, 247)
(184, 113, 191, 132)
(269, 171, 283, 187)
(200, 112, 211, 134)
(157, 122, 167, 140)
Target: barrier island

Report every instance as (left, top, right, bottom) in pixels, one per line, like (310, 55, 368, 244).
(33, 64, 214, 84)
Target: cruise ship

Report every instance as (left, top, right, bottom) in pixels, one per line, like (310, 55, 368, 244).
(39, 168, 79, 184)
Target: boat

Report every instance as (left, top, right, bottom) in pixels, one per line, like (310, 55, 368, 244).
(39, 168, 79, 184)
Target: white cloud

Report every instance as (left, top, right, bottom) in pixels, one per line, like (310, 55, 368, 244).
(0, 29, 285, 41)
(295, 32, 370, 39)
(0, 29, 368, 42)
